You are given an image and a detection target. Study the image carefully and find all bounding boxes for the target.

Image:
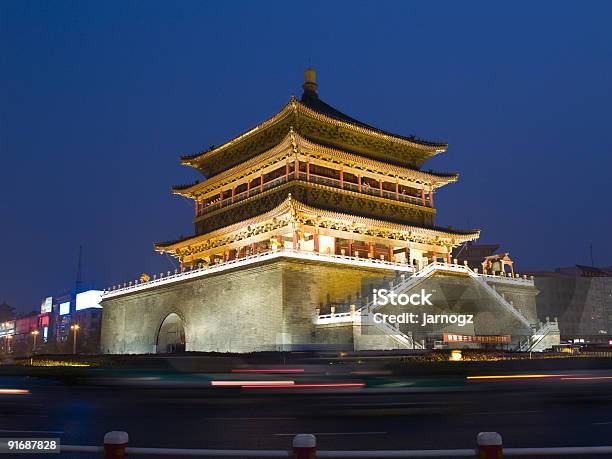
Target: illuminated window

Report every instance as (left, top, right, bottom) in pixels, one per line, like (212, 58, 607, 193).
(59, 302, 70, 315)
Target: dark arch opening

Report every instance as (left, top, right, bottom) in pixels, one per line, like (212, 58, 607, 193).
(156, 313, 186, 353)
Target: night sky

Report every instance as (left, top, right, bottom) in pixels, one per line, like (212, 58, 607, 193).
(1, 1, 611, 313)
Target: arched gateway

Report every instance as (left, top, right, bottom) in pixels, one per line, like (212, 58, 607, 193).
(156, 313, 185, 353)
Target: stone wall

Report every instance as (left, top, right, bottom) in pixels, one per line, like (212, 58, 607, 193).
(100, 258, 388, 354)
(100, 257, 541, 354)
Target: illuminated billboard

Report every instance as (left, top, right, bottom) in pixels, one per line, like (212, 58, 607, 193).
(40, 296, 52, 314)
(59, 301, 71, 315)
(76, 290, 103, 311)
(0, 321, 15, 337)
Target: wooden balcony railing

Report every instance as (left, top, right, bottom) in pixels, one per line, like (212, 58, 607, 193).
(197, 172, 429, 216)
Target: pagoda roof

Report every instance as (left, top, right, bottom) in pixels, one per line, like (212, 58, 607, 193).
(299, 90, 445, 148)
(181, 71, 448, 174)
(172, 130, 458, 197)
(155, 194, 479, 253)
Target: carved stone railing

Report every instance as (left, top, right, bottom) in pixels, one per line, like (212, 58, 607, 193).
(102, 248, 414, 300)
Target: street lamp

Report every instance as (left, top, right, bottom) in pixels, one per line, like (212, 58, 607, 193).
(30, 330, 40, 366)
(70, 324, 80, 354)
(30, 330, 39, 353)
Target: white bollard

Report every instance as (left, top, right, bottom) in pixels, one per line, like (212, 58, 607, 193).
(293, 434, 316, 459)
(104, 431, 128, 459)
(477, 431, 503, 458)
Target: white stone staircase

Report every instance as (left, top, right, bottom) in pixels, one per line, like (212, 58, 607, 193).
(360, 312, 425, 349)
(315, 309, 423, 349)
(519, 319, 560, 352)
(316, 261, 539, 351)
(359, 261, 531, 330)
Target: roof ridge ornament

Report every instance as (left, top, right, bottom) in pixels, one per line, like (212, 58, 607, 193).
(289, 126, 299, 153)
(287, 193, 298, 220)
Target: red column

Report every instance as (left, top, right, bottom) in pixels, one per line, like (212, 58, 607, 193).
(421, 188, 426, 206)
(358, 175, 362, 192)
(348, 239, 353, 257)
(247, 180, 250, 197)
(447, 252, 451, 264)
(405, 247, 410, 263)
(379, 179, 383, 197)
(286, 161, 289, 179)
(306, 160, 310, 181)
(313, 233, 319, 253)
(388, 245, 393, 261)
(251, 242, 257, 254)
(220, 190, 224, 207)
(395, 181, 399, 199)
(260, 174, 264, 192)
(429, 187, 434, 206)
(369, 242, 374, 258)
(293, 231, 299, 250)
(231, 187, 235, 204)
(340, 169, 344, 189)
(294, 159, 299, 179)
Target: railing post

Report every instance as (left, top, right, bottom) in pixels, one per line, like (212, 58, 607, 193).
(293, 434, 316, 459)
(104, 431, 128, 459)
(477, 432, 503, 458)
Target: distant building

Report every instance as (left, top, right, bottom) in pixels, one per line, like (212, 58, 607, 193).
(528, 265, 612, 343)
(0, 290, 103, 357)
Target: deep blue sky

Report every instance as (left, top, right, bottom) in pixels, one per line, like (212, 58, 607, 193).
(1, 1, 611, 313)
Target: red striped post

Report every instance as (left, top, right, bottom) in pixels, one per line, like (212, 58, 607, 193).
(104, 431, 128, 459)
(477, 432, 503, 459)
(293, 434, 316, 459)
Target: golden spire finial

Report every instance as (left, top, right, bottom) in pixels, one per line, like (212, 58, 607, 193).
(302, 68, 318, 96)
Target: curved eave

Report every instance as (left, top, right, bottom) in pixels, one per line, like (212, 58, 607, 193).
(155, 196, 479, 253)
(295, 99, 447, 152)
(171, 181, 201, 195)
(173, 131, 458, 198)
(180, 99, 296, 167)
(181, 96, 447, 168)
